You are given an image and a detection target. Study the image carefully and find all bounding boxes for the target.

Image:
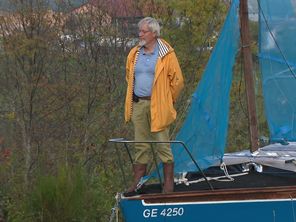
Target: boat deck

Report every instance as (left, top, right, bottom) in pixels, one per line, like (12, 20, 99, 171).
(138, 165, 296, 195)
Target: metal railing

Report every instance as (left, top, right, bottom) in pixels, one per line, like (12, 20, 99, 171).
(108, 138, 214, 191)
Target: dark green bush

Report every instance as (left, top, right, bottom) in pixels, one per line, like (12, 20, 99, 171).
(5, 166, 120, 222)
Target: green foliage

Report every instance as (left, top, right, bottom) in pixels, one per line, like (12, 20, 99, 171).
(5, 166, 119, 222)
(0, 0, 270, 220)
(160, 0, 227, 81)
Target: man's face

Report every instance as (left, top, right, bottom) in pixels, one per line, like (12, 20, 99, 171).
(138, 23, 156, 47)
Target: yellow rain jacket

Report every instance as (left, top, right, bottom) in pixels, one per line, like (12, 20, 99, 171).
(124, 39, 184, 132)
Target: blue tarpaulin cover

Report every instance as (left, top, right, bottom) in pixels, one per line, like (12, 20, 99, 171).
(152, 0, 296, 175)
(259, 0, 296, 142)
(172, 0, 240, 173)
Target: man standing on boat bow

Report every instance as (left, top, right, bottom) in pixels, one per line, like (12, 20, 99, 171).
(124, 17, 184, 195)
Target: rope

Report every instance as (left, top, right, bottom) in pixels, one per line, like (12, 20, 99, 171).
(175, 172, 189, 185)
(109, 193, 121, 222)
(219, 162, 235, 181)
(178, 162, 254, 186)
(186, 172, 247, 185)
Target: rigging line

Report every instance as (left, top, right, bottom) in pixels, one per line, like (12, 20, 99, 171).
(169, 99, 190, 140)
(238, 47, 248, 119)
(257, 0, 296, 80)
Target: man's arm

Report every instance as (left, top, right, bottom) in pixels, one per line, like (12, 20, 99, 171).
(168, 53, 184, 102)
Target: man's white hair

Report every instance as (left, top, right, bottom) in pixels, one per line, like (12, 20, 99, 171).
(138, 17, 161, 37)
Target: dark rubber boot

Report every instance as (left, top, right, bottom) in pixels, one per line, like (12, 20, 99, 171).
(163, 162, 174, 193)
(124, 164, 147, 196)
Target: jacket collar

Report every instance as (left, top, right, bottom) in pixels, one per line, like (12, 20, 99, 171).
(137, 38, 170, 59)
(157, 39, 170, 58)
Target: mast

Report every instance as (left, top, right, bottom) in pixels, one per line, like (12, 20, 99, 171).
(239, 0, 259, 152)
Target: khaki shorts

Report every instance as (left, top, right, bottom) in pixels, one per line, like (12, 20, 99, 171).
(131, 99, 174, 164)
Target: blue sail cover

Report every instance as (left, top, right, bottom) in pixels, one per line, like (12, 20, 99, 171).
(172, 0, 240, 173)
(259, 0, 296, 142)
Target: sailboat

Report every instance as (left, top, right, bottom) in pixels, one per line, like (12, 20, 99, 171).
(109, 0, 296, 221)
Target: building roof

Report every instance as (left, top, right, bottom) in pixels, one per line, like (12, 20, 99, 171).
(73, 0, 142, 18)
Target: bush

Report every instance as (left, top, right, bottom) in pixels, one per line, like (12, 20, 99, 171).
(6, 165, 119, 222)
